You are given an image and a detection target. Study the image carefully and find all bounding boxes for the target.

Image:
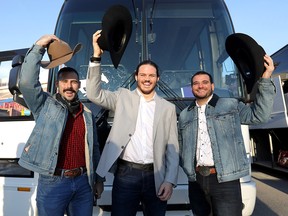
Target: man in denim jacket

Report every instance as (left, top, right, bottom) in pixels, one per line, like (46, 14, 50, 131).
(178, 54, 275, 216)
(18, 35, 103, 216)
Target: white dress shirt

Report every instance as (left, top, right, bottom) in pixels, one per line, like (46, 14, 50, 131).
(121, 90, 155, 164)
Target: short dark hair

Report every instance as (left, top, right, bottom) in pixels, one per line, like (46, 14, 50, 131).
(135, 60, 159, 77)
(191, 71, 213, 85)
(57, 67, 79, 81)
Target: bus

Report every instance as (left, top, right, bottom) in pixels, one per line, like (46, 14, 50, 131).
(0, 0, 256, 215)
(249, 45, 288, 171)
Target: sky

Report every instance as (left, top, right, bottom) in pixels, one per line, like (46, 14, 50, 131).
(0, 0, 287, 55)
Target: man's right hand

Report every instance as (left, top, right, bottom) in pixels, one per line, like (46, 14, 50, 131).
(35, 34, 60, 48)
(92, 30, 103, 57)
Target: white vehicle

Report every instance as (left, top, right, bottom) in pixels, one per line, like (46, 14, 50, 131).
(0, 0, 256, 215)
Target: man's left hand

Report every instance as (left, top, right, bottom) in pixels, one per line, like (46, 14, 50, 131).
(262, 54, 275, 79)
(157, 182, 173, 201)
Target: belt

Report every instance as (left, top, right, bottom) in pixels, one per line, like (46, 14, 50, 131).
(118, 159, 153, 171)
(54, 167, 87, 178)
(196, 166, 216, 176)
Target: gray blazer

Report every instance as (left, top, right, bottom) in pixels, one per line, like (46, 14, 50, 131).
(86, 63, 179, 193)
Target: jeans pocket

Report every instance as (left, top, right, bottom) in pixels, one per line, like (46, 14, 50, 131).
(39, 174, 61, 185)
(116, 164, 131, 177)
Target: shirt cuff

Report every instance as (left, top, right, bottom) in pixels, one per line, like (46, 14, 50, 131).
(89, 62, 100, 67)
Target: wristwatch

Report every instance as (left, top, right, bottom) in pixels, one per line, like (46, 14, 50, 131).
(90, 55, 101, 62)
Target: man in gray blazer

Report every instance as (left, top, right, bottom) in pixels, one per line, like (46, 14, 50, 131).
(86, 30, 179, 216)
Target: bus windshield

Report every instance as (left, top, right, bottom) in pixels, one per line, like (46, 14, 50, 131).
(53, 0, 242, 105)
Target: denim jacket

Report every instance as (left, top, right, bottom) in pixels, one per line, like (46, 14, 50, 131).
(18, 44, 100, 188)
(178, 78, 276, 183)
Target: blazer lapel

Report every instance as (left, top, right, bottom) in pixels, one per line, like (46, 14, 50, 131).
(131, 90, 140, 123)
(153, 94, 162, 142)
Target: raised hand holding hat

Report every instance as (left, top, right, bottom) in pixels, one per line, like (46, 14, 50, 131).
(37, 35, 82, 69)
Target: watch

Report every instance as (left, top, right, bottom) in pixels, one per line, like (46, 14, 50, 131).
(90, 56, 101, 62)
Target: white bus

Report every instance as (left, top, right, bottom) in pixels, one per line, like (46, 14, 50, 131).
(0, 0, 256, 215)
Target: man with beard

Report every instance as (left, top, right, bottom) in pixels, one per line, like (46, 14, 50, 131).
(18, 34, 103, 216)
(86, 30, 179, 216)
(178, 54, 276, 216)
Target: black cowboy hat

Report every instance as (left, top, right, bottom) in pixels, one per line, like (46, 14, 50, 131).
(225, 33, 266, 93)
(98, 5, 133, 69)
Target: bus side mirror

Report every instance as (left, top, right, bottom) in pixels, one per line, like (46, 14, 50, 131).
(8, 55, 28, 108)
(8, 55, 24, 95)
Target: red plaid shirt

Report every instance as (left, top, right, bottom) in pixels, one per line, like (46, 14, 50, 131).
(56, 103, 86, 169)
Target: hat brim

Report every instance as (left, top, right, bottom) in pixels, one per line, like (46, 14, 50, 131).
(225, 33, 266, 93)
(41, 43, 82, 69)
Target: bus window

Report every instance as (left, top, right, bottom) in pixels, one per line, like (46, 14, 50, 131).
(0, 159, 33, 178)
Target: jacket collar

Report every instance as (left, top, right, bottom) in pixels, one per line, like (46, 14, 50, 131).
(187, 94, 219, 111)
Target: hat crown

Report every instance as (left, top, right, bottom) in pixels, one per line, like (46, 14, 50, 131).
(225, 33, 266, 93)
(47, 41, 73, 61)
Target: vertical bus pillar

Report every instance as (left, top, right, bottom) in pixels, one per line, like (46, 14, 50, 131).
(268, 132, 275, 168)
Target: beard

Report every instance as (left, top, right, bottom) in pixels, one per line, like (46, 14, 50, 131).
(193, 88, 213, 100)
(137, 82, 157, 95)
(139, 88, 155, 95)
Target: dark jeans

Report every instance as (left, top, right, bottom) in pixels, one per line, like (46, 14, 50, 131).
(188, 173, 242, 216)
(111, 163, 167, 216)
(36, 173, 93, 216)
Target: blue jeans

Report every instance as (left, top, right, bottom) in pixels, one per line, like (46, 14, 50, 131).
(111, 164, 167, 216)
(188, 173, 242, 216)
(36, 173, 93, 216)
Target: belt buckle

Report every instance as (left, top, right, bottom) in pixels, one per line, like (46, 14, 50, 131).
(63, 168, 80, 178)
(198, 166, 211, 176)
